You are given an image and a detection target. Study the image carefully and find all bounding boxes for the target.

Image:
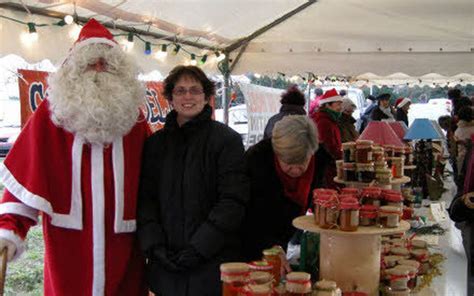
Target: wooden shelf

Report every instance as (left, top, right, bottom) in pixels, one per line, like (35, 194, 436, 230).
(333, 176, 410, 186)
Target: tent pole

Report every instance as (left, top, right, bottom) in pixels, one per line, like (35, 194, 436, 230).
(218, 52, 231, 125)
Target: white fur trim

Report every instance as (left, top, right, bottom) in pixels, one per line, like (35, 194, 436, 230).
(0, 229, 25, 261)
(112, 138, 136, 233)
(91, 144, 105, 296)
(0, 202, 39, 223)
(0, 155, 83, 230)
(74, 37, 117, 51)
(319, 95, 343, 105)
(397, 98, 411, 108)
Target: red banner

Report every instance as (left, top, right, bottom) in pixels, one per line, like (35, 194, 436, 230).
(18, 69, 171, 132)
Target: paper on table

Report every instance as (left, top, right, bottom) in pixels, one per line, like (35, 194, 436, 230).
(414, 234, 440, 246)
(430, 202, 448, 222)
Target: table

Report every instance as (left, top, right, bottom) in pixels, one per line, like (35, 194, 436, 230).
(334, 176, 410, 190)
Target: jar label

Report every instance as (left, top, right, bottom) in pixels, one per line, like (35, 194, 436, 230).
(351, 211, 359, 226)
(367, 151, 373, 161)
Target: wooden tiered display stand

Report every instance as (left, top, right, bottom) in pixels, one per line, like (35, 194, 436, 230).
(334, 176, 410, 190)
(293, 216, 410, 296)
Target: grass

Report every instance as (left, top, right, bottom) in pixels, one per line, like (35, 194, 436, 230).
(0, 163, 44, 295)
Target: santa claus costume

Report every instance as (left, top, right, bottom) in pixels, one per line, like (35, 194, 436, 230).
(0, 19, 148, 296)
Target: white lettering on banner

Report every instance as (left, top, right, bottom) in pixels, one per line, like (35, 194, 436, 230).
(238, 83, 284, 148)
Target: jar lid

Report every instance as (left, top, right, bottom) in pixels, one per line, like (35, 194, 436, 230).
(373, 146, 384, 151)
(220, 262, 250, 273)
(384, 255, 404, 263)
(262, 248, 281, 256)
(316, 194, 338, 202)
(248, 260, 273, 271)
(376, 168, 391, 173)
(342, 142, 356, 148)
(287, 271, 311, 281)
(340, 197, 360, 209)
(363, 186, 382, 193)
(249, 271, 272, 282)
(394, 146, 405, 152)
(339, 193, 358, 200)
(356, 163, 375, 169)
(246, 284, 272, 293)
(384, 193, 403, 202)
(410, 249, 429, 259)
(391, 247, 410, 255)
(313, 188, 338, 195)
(380, 206, 402, 214)
(395, 264, 418, 275)
(341, 188, 360, 194)
(382, 189, 399, 195)
(383, 144, 395, 149)
(314, 279, 337, 289)
(385, 268, 408, 276)
(410, 239, 428, 249)
(356, 140, 374, 146)
(398, 259, 420, 269)
(391, 156, 404, 162)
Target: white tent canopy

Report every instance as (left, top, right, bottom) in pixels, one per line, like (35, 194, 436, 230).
(0, 0, 473, 76)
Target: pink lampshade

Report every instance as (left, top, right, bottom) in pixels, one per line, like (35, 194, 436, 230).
(388, 121, 408, 141)
(359, 121, 405, 147)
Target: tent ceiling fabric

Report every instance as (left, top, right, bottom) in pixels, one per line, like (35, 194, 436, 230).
(0, 0, 473, 76)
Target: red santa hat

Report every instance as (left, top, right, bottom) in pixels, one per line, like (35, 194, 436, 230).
(395, 97, 411, 108)
(319, 88, 343, 105)
(73, 18, 117, 50)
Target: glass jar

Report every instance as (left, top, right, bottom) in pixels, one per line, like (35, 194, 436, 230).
(372, 146, 385, 162)
(249, 271, 273, 285)
(398, 260, 420, 288)
(394, 146, 405, 158)
(390, 247, 410, 259)
(410, 239, 428, 250)
(336, 160, 344, 180)
(383, 255, 404, 269)
(375, 160, 388, 170)
(384, 145, 395, 158)
(355, 140, 374, 163)
(383, 192, 403, 210)
(313, 279, 338, 296)
(361, 187, 382, 207)
(316, 194, 339, 229)
(262, 248, 282, 284)
(410, 249, 430, 274)
(391, 157, 405, 178)
(404, 145, 413, 165)
(220, 262, 249, 296)
(356, 162, 375, 182)
(385, 288, 411, 296)
(379, 206, 402, 228)
(313, 189, 338, 225)
(343, 163, 357, 181)
(342, 142, 356, 163)
(341, 187, 360, 199)
(359, 204, 377, 226)
(242, 284, 273, 296)
(248, 260, 273, 274)
(395, 265, 418, 289)
(402, 207, 414, 220)
(339, 198, 360, 231)
(376, 168, 392, 185)
(385, 268, 409, 291)
(285, 272, 312, 295)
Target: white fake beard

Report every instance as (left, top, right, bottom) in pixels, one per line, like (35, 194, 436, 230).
(47, 44, 145, 144)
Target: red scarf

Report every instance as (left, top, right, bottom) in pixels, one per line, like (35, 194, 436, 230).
(274, 155, 315, 210)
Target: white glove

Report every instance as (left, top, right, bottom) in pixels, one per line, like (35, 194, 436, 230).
(0, 238, 16, 262)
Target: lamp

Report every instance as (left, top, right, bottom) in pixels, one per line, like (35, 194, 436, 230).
(404, 119, 442, 140)
(358, 121, 405, 147)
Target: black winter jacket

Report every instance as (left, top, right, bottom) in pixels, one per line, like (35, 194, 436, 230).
(137, 104, 249, 296)
(395, 108, 409, 126)
(263, 104, 306, 139)
(371, 105, 395, 121)
(241, 139, 325, 261)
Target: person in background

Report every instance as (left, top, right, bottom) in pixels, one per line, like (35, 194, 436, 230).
(243, 115, 323, 262)
(310, 88, 343, 189)
(264, 85, 306, 139)
(339, 98, 359, 143)
(395, 97, 412, 126)
(455, 106, 474, 179)
(358, 94, 377, 133)
(309, 88, 324, 115)
(371, 93, 395, 121)
(448, 88, 462, 117)
(137, 65, 248, 296)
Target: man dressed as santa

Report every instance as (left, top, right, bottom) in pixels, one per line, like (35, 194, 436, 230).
(0, 19, 148, 295)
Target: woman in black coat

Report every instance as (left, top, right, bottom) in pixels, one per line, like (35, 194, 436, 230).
(371, 93, 395, 121)
(242, 115, 325, 262)
(137, 66, 248, 296)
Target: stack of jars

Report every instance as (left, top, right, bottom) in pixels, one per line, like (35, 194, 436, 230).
(313, 189, 361, 232)
(355, 140, 375, 183)
(313, 279, 341, 296)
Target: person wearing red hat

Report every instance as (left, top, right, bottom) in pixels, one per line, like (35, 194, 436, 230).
(395, 97, 411, 126)
(310, 88, 343, 189)
(0, 19, 148, 295)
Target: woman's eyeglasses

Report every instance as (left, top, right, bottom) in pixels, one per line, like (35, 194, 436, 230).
(172, 87, 204, 96)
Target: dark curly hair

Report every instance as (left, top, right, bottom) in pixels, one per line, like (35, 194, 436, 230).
(458, 106, 473, 122)
(280, 84, 306, 106)
(447, 88, 461, 100)
(163, 65, 215, 101)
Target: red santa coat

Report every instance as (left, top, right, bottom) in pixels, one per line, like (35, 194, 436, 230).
(0, 100, 148, 296)
(311, 109, 342, 189)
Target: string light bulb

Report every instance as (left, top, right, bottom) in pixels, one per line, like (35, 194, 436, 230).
(190, 54, 197, 66)
(127, 32, 134, 43)
(172, 44, 181, 55)
(26, 22, 38, 41)
(144, 42, 152, 55)
(154, 44, 168, 59)
(215, 51, 225, 62)
(64, 15, 74, 25)
(199, 55, 208, 65)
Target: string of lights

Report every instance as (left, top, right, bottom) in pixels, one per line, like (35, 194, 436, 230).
(0, 14, 226, 66)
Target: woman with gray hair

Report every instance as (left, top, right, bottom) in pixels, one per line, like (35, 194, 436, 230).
(339, 98, 359, 143)
(242, 115, 325, 263)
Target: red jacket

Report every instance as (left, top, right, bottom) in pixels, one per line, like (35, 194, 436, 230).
(311, 109, 342, 160)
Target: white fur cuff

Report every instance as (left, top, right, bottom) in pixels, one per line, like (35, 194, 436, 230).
(0, 229, 25, 261)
